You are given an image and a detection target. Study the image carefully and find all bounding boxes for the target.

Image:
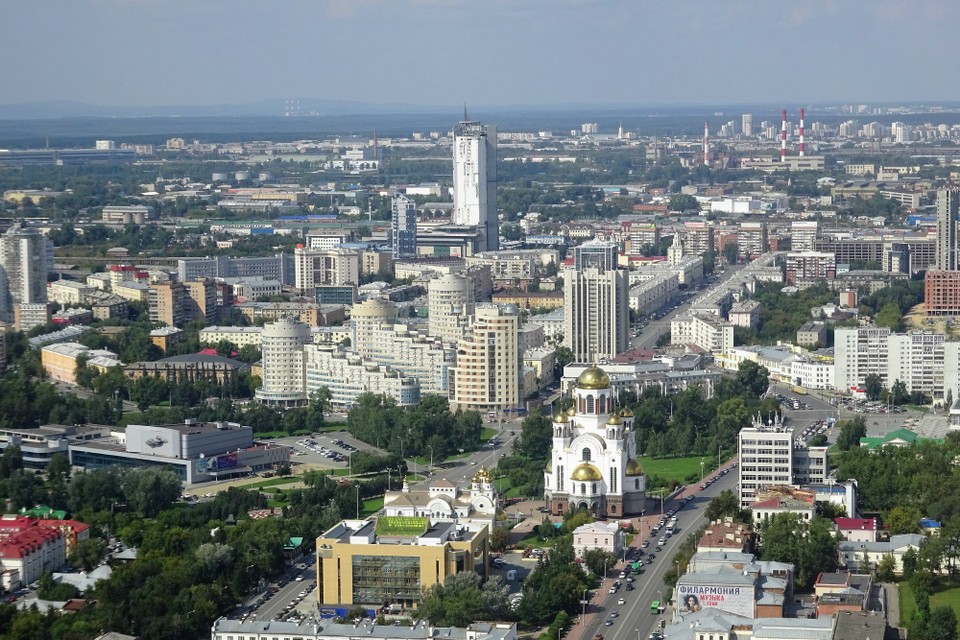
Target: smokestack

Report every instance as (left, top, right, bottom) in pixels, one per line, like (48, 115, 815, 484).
(703, 121, 710, 167)
(781, 110, 787, 163)
(799, 108, 805, 157)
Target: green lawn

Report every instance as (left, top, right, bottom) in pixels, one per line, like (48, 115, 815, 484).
(362, 497, 385, 517)
(481, 427, 498, 442)
(638, 456, 713, 484)
(244, 476, 302, 490)
(900, 580, 960, 630)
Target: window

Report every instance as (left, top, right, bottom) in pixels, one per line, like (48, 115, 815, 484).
(635, 478, 640, 490)
(586, 395, 595, 413)
(581, 483, 586, 495)
(582, 448, 591, 461)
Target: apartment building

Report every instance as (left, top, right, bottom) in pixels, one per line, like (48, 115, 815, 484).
(671, 313, 734, 354)
(450, 305, 520, 412)
(738, 221, 769, 258)
(303, 344, 421, 408)
(295, 246, 360, 292)
(565, 260, 629, 362)
(785, 251, 836, 285)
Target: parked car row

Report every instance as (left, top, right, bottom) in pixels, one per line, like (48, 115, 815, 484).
(298, 438, 347, 462)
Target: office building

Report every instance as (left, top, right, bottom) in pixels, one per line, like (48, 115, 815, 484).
(453, 117, 497, 251)
(124, 353, 248, 386)
(0, 223, 53, 323)
(790, 221, 819, 252)
(101, 205, 150, 225)
(255, 317, 313, 407)
(925, 269, 960, 316)
(544, 364, 646, 517)
(742, 113, 753, 137)
(15, 302, 51, 332)
(391, 194, 418, 259)
(884, 242, 911, 274)
(315, 515, 488, 609)
(450, 305, 519, 412)
(177, 254, 294, 285)
(564, 242, 629, 362)
(428, 273, 476, 345)
(294, 246, 360, 292)
(41, 342, 122, 384)
(937, 189, 960, 270)
(737, 413, 828, 507)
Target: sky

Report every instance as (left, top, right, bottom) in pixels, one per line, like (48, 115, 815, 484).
(2, 0, 958, 108)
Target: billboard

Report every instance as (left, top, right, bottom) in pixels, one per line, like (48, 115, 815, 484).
(677, 583, 754, 618)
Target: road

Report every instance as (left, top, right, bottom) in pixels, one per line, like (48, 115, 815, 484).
(630, 266, 744, 351)
(573, 467, 740, 640)
(412, 417, 526, 489)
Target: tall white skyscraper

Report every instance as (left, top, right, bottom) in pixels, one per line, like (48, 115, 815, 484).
(0, 223, 53, 322)
(564, 242, 629, 362)
(391, 194, 417, 259)
(741, 113, 753, 137)
(453, 116, 498, 251)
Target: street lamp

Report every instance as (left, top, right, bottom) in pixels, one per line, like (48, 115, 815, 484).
(581, 588, 589, 621)
(355, 482, 361, 519)
(700, 458, 705, 484)
(426, 444, 434, 473)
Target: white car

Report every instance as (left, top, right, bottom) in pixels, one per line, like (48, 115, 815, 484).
(617, 597, 626, 605)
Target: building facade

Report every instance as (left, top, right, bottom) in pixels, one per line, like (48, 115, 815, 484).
(0, 223, 53, 322)
(255, 317, 313, 407)
(428, 273, 476, 345)
(564, 251, 629, 362)
(452, 118, 498, 251)
(450, 305, 519, 411)
(391, 194, 418, 259)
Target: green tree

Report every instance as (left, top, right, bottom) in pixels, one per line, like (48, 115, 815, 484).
(864, 374, 884, 401)
(121, 467, 182, 517)
(722, 242, 739, 265)
(516, 410, 552, 460)
(705, 490, 747, 522)
(69, 538, 107, 572)
(490, 527, 510, 553)
(876, 302, 904, 331)
(891, 379, 910, 406)
(736, 361, 770, 397)
(927, 605, 958, 640)
(835, 415, 867, 451)
(758, 514, 840, 589)
(875, 554, 897, 582)
(668, 194, 699, 212)
(582, 548, 617, 577)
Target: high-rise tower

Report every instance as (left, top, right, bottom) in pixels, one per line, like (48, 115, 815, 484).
(0, 223, 53, 322)
(936, 189, 960, 270)
(564, 241, 629, 362)
(391, 194, 417, 259)
(453, 115, 498, 251)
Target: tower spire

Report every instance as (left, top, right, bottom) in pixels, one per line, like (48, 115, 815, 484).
(463, 102, 469, 122)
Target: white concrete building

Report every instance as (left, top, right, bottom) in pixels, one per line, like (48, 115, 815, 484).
(47, 280, 94, 305)
(255, 316, 312, 407)
(453, 118, 498, 251)
(737, 413, 829, 507)
(294, 246, 360, 292)
(428, 273, 476, 345)
(383, 471, 497, 533)
(0, 223, 53, 323)
(564, 265, 629, 362)
(671, 313, 734, 354)
(304, 344, 420, 408)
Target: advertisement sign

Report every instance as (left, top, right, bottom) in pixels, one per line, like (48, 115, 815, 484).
(677, 584, 754, 618)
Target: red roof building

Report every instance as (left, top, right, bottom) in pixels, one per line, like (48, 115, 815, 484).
(0, 515, 68, 590)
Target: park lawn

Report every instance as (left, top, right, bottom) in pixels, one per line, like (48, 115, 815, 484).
(361, 496, 384, 517)
(244, 476, 303, 490)
(481, 427, 498, 442)
(638, 456, 711, 484)
(899, 580, 960, 630)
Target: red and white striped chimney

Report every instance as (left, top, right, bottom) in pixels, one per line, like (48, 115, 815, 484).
(781, 110, 788, 163)
(703, 121, 710, 167)
(799, 108, 806, 157)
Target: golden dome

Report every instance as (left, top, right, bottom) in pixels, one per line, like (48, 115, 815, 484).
(473, 467, 491, 483)
(625, 458, 644, 476)
(571, 462, 603, 481)
(545, 459, 553, 473)
(607, 414, 623, 425)
(618, 407, 634, 418)
(577, 365, 611, 390)
(553, 411, 569, 424)
(566, 405, 576, 416)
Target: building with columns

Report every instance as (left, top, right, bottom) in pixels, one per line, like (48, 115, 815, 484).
(544, 364, 646, 517)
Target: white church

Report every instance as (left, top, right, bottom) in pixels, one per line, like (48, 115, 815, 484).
(382, 468, 498, 532)
(544, 364, 647, 517)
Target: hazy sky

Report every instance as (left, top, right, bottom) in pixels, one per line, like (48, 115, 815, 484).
(2, 0, 957, 107)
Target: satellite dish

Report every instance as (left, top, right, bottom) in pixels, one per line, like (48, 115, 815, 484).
(199, 453, 205, 459)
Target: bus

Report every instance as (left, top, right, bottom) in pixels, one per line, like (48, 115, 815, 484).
(631, 561, 641, 572)
(650, 600, 661, 614)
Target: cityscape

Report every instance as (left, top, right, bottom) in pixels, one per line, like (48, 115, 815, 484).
(5, 2, 960, 640)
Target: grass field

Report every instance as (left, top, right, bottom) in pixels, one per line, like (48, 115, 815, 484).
(481, 427, 498, 442)
(245, 476, 302, 490)
(899, 580, 960, 630)
(638, 456, 712, 484)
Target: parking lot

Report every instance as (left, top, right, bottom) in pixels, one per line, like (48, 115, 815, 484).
(240, 561, 318, 625)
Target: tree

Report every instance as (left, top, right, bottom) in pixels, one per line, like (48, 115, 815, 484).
(121, 468, 182, 517)
(668, 194, 699, 213)
(736, 361, 770, 397)
(555, 346, 574, 368)
(418, 571, 511, 628)
(46, 452, 70, 483)
(758, 514, 840, 589)
(891, 379, 910, 406)
(722, 242, 739, 265)
(69, 538, 107, 572)
(516, 410, 552, 460)
(490, 527, 510, 553)
(582, 548, 617, 577)
(875, 554, 897, 582)
(864, 374, 884, 401)
(705, 490, 747, 522)
(876, 302, 903, 331)
(836, 416, 867, 451)
(927, 606, 958, 640)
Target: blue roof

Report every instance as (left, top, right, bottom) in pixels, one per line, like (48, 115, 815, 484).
(919, 519, 942, 528)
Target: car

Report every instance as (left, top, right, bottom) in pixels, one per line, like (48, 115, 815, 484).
(626, 576, 634, 583)
(645, 557, 653, 564)
(610, 612, 619, 618)
(604, 620, 614, 626)
(618, 571, 626, 579)
(640, 541, 649, 548)
(609, 587, 617, 594)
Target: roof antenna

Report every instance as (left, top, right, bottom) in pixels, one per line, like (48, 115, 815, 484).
(463, 102, 469, 121)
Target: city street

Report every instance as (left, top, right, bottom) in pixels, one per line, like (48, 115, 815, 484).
(572, 467, 739, 640)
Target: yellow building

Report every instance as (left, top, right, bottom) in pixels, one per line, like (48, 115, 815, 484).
(491, 292, 564, 310)
(41, 342, 122, 384)
(316, 514, 489, 609)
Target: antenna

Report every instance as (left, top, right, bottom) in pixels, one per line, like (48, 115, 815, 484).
(463, 102, 469, 122)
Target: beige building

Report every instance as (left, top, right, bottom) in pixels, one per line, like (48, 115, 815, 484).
(671, 313, 735, 354)
(47, 280, 94, 305)
(294, 246, 360, 292)
(315, 515, 489, 609)
(428, 273, 476, 345)
(149, 281, 186, 326)
(41, 342, 122, 384)
(450, 305, 520, 411)
(235, 301, 346, 327)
